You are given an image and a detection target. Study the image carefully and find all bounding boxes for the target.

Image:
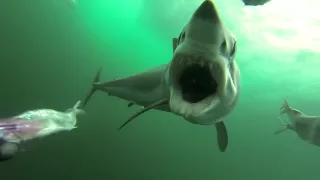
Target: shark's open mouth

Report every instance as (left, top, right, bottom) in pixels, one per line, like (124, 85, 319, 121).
(169, 54, 221, 118)
(179, 64, 218, 103)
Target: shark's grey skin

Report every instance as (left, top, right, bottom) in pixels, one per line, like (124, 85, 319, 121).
(275, 99, 320, 147)
(242, 0, 271, 6)
(82, 0, 240, 152)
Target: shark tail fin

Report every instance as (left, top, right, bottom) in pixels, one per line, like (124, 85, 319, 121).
(274, 117, 291, 135)
(280, 98, 290, 114)
(82, 67, 102, 108)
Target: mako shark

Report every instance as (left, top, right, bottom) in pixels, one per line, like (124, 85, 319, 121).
(82, 0, 240, 152)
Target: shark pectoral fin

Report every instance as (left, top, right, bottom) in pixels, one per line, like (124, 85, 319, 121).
(172, 38, 178, 53)
(215, 121, 228, 152)
(82, 67, 103, 108)
(118, 99, 168, 131)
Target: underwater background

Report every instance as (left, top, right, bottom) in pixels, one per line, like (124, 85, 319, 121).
(0, 0, 320, 179)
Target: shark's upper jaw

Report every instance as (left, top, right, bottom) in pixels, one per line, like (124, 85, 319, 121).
(168, 53, 222, 119)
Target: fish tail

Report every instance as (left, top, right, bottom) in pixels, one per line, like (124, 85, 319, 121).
(71, 101, 85, 115)
(280, 98, 290, 114)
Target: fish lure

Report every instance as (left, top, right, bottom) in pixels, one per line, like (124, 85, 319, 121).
(0, 101, 84, 161)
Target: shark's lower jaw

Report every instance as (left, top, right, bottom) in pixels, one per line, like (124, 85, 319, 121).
(168, 54, 221, 120)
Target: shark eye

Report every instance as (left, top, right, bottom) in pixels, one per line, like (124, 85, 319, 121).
(220, 40, 227, 51)
(180, 32, 186, 43)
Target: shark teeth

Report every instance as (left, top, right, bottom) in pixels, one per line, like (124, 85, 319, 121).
(173, 54, 208, 68)
(169, 86, 218, 119)
(170, 54, 208, 83)
(170, 54, 223, 85)
(169, 87, 195, 117)
(168, 54, 223, 120)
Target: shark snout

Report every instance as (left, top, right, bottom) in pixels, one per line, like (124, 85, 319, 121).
(194, 0, 220, 22)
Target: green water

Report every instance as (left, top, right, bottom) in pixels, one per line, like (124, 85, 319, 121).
(1, 0, 320, 179)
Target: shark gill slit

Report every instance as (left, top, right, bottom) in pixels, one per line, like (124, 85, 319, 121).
(118, 99, 168, 130)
